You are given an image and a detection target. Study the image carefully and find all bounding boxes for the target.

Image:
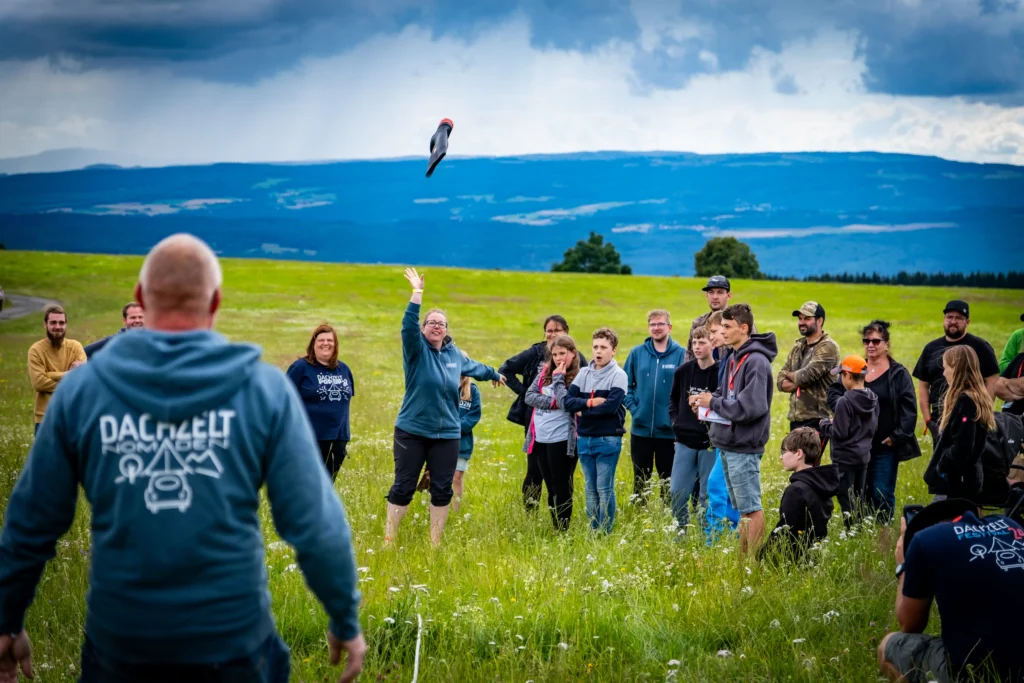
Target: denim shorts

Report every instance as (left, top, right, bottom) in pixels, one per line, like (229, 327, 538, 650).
(883, 633, 950, 683)
(719, 450, 763, 514)
(456, 457, 470, 472)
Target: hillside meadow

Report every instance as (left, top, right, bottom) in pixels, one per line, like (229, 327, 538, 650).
(0, 250, 1022, 682)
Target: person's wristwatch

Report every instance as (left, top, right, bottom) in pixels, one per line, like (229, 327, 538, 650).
(895, 563, 905, 579)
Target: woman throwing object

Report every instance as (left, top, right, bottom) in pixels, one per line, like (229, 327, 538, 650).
(385, 268, 504, 547)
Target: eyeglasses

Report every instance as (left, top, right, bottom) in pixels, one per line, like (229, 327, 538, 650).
(862, 338, 884, 346)
(649, 322, 669, 328)
(424, 321, 448, 329)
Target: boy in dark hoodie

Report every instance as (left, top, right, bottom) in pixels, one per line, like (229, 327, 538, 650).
(695, 303, 778, 554)
(759, 427, 840, 563)
(819, 355, 879, 528)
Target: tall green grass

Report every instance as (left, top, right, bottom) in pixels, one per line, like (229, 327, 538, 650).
(1, 251, 1021, 681)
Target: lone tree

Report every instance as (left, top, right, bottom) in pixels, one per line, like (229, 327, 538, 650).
(694, 237, 761, 279)
(552, 232, 632, 275)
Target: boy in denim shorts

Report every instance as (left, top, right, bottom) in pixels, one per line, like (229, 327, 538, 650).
(695, 303, 778, 554)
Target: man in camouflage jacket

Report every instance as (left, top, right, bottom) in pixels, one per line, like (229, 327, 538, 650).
(777, 301, 841, 431)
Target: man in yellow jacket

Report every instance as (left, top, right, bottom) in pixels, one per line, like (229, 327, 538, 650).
(28, 304, 86, 434)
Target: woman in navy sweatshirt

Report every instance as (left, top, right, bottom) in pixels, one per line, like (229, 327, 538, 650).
(287, 323, 355, 482)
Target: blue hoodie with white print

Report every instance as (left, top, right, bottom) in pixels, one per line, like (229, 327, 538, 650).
(0, 329, 362, 663)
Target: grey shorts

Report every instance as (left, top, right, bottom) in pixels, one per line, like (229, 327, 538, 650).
(719, 450, 763, 514)
(884, 633, 950, 683)
(456, 457, 470, 472)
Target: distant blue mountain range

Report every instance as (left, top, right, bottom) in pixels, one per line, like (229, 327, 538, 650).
(0, 151, 1020, 277)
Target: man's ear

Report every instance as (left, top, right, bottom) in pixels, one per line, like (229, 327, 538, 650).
(210, 289, 222, 315)
(134, 282, 145, 310)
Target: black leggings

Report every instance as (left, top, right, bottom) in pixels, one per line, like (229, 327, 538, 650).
(630, 434, 674, 502)
(533, 440, 578, 530)
(318, 439, 348, 482)
(388, 428, 459, 507)
(523, 425, 544, 510)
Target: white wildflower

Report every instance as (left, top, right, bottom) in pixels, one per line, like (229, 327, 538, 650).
(558, 643, 569, 651)
(822, 610, 840, 624)
(770, 619, 781, 629)
(383, 617, 395, 624)
(717, 650, 732, 658)
(283, 563, 298, 573)
(792, 638, 806, 644)
(740, 586, 753, 595)
(357, 566, 370, 573)
(667, 660, 680, 667)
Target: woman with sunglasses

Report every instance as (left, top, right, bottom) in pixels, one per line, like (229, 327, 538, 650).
(828, 320, 919, 523)
(385, 267, 505, 548)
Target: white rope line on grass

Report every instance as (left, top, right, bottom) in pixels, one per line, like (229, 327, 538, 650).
(411, 597, 424, 683)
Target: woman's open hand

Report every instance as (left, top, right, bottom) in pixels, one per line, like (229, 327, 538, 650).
(404, 267, 425, 291)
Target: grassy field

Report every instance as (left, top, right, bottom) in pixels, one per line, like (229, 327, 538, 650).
(0, 251, 1022, 682)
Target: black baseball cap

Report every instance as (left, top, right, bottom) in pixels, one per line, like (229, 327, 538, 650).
(943, 300, 969, 318)
(702, 275, 731, 292)
(903, 498, 978, 553)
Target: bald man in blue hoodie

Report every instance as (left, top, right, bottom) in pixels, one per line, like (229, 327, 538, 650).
(0, 234, 365, 683)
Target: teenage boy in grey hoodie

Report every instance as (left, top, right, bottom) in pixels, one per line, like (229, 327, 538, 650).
(0, 234, 365, 683)
(695, 303, 778, 554)
(819, 354, 879, 528)
(559, 327, 628, 533)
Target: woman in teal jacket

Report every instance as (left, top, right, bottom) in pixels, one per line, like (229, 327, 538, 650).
(385, 268, 504, 548)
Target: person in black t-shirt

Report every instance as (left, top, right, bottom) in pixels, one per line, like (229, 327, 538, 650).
(912, 300, 999, 444)
(996, 352, 1024, 417)
(879, 499, 1024, 683)
(668, 326, 719, 529)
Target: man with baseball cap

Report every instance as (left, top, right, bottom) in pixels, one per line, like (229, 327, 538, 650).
(999, 313, 1024, 374)
(778, 301, 841, 432)
(913, 300, 999, 444)
(878, 498, 1024, 682)
(685, 275, 733, 363)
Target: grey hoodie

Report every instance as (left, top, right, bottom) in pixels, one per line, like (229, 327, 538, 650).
(709, 333, 779, 453)
(820, 388, 879, 468)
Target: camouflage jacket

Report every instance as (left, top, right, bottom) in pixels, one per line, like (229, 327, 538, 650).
(776, 333, 841, 422)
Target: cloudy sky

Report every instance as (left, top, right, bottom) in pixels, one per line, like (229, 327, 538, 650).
(2, 0, 1023, 165)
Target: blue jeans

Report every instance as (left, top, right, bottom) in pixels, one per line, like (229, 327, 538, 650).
(670, 443, 715, 528)
(867, 445, 898, 524)
(704, 449, 740, 544)
(79, 633, 291, 683)
(577, 435, 622, 533)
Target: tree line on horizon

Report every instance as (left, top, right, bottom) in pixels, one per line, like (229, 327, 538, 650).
(551, 233, 1021, 290)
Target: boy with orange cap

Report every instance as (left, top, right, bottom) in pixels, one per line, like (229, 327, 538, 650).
(819, 355, 879, 528)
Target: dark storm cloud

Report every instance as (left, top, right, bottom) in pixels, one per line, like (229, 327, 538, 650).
(0, 0, 1021, 101)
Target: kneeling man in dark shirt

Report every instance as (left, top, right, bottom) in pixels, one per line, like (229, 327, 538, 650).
(879, 498, 1024, 683)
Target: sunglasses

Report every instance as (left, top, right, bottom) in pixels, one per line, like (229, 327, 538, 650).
(862, 338, 885, 346)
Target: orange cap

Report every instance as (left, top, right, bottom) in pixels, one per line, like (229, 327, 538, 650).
(831, 354, 867, 376)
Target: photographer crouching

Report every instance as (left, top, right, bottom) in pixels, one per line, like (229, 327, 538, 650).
(879, 494, 1024, 682)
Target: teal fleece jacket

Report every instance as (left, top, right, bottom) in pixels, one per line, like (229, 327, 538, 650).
(395, 302, 500, 439)
(0, 330, 362, 663)
(623, 337, 686, 439)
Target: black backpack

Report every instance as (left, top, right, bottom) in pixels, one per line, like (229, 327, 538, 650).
(979, 411, 1024, 506)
